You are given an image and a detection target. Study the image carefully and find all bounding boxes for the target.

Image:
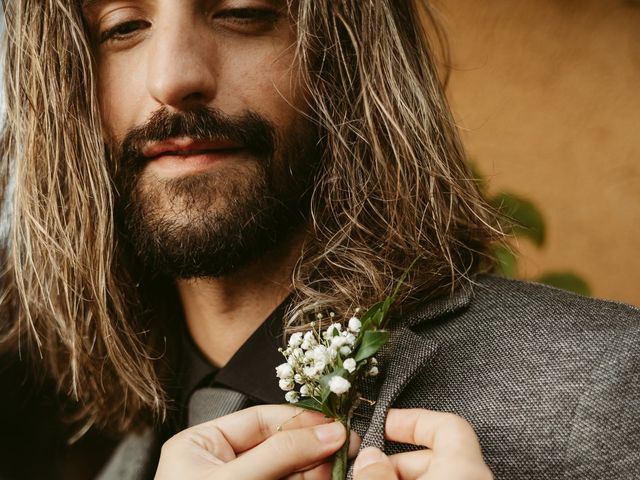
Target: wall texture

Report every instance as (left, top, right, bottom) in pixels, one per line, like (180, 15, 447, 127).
(435, 0, 640, 305)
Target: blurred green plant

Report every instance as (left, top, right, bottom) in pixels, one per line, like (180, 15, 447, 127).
(473, 165, 591, 297)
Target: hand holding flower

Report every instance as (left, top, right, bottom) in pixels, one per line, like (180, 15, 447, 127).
(154, 404, 361, 480)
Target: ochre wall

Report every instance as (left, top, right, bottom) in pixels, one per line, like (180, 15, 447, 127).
(435, 0, 640, 305)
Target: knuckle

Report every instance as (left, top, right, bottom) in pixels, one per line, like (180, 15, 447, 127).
(192, 426, 227, 455)
(161, 432, 184, 452)
(441, 412, 470, 429)
(441, 413, 475, 437)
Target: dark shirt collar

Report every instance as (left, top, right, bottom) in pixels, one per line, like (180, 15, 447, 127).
(182, 300, 289, 407)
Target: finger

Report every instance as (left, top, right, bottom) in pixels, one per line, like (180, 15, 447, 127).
(223, 420, 347, 479)
(196, 404, 332, 453)
(417, 460, 494, 480)
(385, 409, 483, 458)
(353, 447, 398, 480)
(388, 450, 432, 480)
(167, 425, 237, 463)
(284, 462, 332, 480)
(250, 429, 360, 472)
(348, 430, 362, 459)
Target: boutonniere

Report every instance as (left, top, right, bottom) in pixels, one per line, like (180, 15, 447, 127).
(275, 262, 416, 479)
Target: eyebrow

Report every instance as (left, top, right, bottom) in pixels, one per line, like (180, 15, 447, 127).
(81, 0, 102, 11)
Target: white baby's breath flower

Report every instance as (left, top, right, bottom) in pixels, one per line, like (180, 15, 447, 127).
(279, 378, 295, 391)
(340, 346, 352, 356)
(308, 345, 331, 365)
(301, 331, 317, 350)
(344, 333, 356, 346)
(300, 384, 312, 396)
(348, 317, 361, 333)
(329, 349, 338, 361)
(287, 347, 304, 366)
(343, 358, 356, 373)
(276, 363, 293, 379)
(314, 360, 327, 373)
(370, 357, 378, 366)
(331, 336, 348, 349)
(328, 376, 351, 395)
(368, 366, 379, 377)
(285, 391, 299, 403)
(288, 332, 304, 348)
(303, 365, 320, 379)
(294, 373, 303, 384)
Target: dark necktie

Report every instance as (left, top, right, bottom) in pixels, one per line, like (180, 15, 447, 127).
(187, 387, 248, 427)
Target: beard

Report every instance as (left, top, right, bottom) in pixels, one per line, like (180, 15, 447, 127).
(113, 106, 318, 279)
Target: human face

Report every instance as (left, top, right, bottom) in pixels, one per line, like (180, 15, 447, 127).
(82, 0, 318, 278)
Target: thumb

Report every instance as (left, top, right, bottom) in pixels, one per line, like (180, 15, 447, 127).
(223, 421, 347, 479)
(353, 447, 398, 480)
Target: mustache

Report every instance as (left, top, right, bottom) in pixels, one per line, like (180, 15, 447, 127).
(115, 106, 277, 166)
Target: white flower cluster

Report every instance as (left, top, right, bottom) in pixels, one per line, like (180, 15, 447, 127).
(276, 314, 377, 404)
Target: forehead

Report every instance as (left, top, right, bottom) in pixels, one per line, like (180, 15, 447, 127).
(81, 0, 288, 9)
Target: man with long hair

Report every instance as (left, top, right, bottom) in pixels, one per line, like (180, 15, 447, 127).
(0, 1, 637, 479)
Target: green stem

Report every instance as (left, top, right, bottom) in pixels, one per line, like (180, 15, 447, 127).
(331, 416, 351, 480)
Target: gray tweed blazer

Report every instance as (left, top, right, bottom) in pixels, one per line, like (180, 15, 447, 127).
(98, 275, 640, 480)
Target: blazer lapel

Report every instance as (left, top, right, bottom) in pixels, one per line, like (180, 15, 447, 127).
(351, 282, 475, 449)
(354, 327, 439, 448)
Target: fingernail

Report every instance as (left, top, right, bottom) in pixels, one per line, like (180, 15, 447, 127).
(354, 447, 385, 470)
(313, 421, 345, 443)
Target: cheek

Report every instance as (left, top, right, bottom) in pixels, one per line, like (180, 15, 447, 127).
(216, 40, 307, 127)
(97, 57, 148, 140)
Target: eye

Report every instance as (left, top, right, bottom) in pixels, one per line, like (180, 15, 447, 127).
(100, 20, 150, 44)
(214, 7, 280, 29)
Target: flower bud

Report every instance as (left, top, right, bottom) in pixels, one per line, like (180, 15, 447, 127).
(328, 376, 351, 395)
(348, 317, 362, 333)
(288, 332, 303, 348)
(285, 391, 299, 403)
(340, 346, 352, 356)
(300, 384, 312, 396)
(343, 358, 356, 373)
(279, 378, 295, 391)
(276, 363, 293, 379)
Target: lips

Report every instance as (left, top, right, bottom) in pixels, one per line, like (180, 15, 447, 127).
(142, 137, 242, 160)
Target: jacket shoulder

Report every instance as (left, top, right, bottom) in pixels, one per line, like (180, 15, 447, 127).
(464, 274, 640, 338)
(399, 275, 640, 478)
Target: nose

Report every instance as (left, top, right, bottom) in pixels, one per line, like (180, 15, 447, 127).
(146, 18, 217, 110)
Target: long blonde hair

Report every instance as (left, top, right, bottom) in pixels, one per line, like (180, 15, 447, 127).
(0, 0, 497, 434)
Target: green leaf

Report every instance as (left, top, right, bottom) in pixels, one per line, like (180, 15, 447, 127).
(321, 402, 335, 418)
(390, 256, 421, 301)
(295, 398, 324, 413)
(491, 192, 546, 247)
(493, 244, 518, 278)
(354, 330, 389, 362)
(360, 301, 385, 324)
(371, 309, 385, 329)
(538, 272, 591, 296)
(359, 301, 385, 332)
